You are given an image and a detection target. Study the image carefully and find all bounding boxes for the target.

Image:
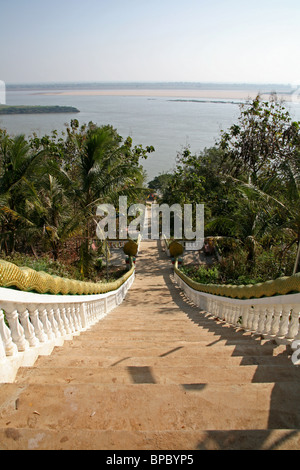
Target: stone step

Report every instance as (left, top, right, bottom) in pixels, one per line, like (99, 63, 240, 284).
(71, 325, 254, 339)
(63, 335, 266, 346)
(33, 353, 293, 369)
(1, 427, 300, 450)
(14, 364, 300, 385)
(1, 383, 300, 431)
(50, 340, 288, 357)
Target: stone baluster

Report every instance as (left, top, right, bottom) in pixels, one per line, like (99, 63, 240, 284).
(28, 307, 48, 343)
(195, 292, 201, 309)
(84, 303, 89, 325)
(246, 306, 255, 331)
(53, 305, 67, 336)
(208, 298, 214, 316)
(233, 304, 242, 327)
(60, 306, 72, 334)
(231, 305, 239, 326)
(47, 307, 61, 338)
(270, 305, 281, 337)
(251, 305, 260, 333)
(228, 304, 234, 325)
(97, 299, 105, 319)
(262, 306, 274, 336)
(256, 307, 267, 335)
(18, 307, 39, 347)
(65, 305, 76, 333)
(79, 303, 88, 329)
(200, 295, 207, 312)
(286, 305, 299, 340)
(4, 305, 29, 352)
(0, 309, 18, 356)
(0, 331, 6, 360)
(69, 305, 78, 332)
(216, 300, 222, 319)
(278, 304, 292, 338)
(39, 305, 55, 340)
(91, 303, 97, 322)
(226, 304, 233, 324)
(74, 304, 82, 330)
(240, 304, 249, 329)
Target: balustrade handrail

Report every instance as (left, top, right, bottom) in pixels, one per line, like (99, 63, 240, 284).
(0, 258, 134, 295)
(174, 265, 300, 299)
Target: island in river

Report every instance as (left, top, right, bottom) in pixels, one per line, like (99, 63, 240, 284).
(0, 105, 80, 115)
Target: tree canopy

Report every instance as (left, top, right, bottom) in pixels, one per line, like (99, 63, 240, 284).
(157, 95, 300, 280)
(0, 122, 154, 279)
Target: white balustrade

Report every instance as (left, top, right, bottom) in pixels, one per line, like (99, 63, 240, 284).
(174, 271, 300, 349)
(0, 270, 135, 382)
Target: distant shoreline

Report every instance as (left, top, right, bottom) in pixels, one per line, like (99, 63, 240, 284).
(32, 89, 295, 102)
(0, 105, 80, 115)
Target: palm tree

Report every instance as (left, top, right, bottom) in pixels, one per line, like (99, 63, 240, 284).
(0, 134, 45, 253)
(71, 125, 149, 277)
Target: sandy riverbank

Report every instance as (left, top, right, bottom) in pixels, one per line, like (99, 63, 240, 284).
(35, 89, 295, 101)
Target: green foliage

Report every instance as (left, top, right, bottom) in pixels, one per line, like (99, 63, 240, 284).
(155, 95, 300, 279)
(0, 251, 81, 280)
(181, 265, 220, 284)
(0, 122, 154, 279)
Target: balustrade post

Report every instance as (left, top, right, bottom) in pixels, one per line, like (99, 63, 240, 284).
(39, 305, 55, 340)
(245, 306, 255, 331)
(0, 332, 6, 360)
(250, 305, 260, 333)
(65, 305, 76, 333)
(69, 305, 79, 332)
(47, 307, 61, 338)
(53, 305, 67, 337)
(28, 307, 48, 343)
(256, 307, 267, 335)
(286, 306, 299, 340)
(74, 304, 82, 330)
(241, 305, 250, 330)
(0, 309, 17, 356)
(18, 308, 39, 347)
(278, 304, 292, 338)
(262, 306, 274, 336)
(60, 306, 72, 334)
(230, 305, 239, 325)
(4, 306, 29, 352)
(270, 305, 281, 337)
(233, 304, 241, 327)
(79, 303, 88, 329)
(224, 304, 231, 323)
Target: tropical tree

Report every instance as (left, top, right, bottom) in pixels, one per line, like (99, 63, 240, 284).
(68, 124, 153, 277)
(219, 94, 300, 186)
(0, 132, 46, 253)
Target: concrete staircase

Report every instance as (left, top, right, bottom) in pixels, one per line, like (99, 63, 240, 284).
(0, 240, 300, 450)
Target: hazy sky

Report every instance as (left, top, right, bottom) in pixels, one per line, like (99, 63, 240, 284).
(1, 0, 300, 85)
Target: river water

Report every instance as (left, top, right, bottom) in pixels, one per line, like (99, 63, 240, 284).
(2, 84, 300, 181)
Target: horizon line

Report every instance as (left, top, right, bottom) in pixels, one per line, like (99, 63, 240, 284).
(5, 80, 296, 87)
